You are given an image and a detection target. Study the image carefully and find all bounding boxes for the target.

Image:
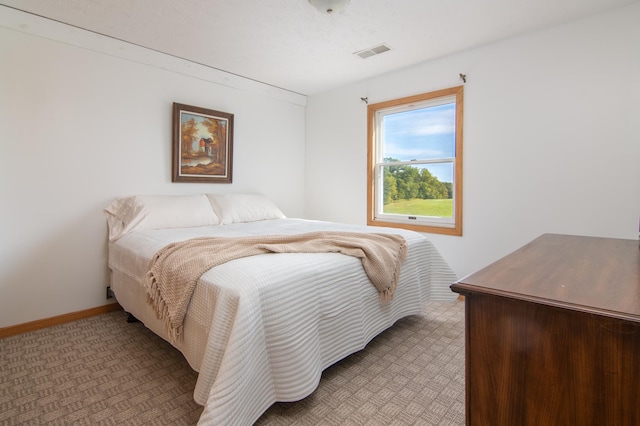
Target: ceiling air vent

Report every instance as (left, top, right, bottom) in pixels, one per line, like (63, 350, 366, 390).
(354, 43, 391, 59)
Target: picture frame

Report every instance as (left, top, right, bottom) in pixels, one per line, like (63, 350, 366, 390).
(172, 102, 234, 183)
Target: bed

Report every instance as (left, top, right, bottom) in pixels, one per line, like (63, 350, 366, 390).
(104, 193, 457, 425)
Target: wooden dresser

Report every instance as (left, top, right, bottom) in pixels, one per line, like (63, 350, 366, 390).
(450, 233, 640, 426)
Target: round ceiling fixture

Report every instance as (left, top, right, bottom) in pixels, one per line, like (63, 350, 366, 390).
(307, 0, 350, 14)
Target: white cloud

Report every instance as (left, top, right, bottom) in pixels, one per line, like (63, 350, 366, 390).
(385, 105, 455, 137)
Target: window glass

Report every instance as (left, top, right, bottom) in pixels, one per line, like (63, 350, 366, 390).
(381, 101, 456, 161)
(367, 86, 463, 236)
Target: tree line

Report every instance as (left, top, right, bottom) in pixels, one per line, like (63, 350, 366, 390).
(383, 158, 452, 205)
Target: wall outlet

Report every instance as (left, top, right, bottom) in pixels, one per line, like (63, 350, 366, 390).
(106, 286, 114, 299)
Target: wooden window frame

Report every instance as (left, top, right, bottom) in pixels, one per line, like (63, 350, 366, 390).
(367, 86, 464, 236)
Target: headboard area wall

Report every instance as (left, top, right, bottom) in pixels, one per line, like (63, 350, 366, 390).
(0, 7, 307, 328)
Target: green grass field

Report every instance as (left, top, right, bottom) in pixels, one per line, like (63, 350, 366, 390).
(383, 198, 453, 217)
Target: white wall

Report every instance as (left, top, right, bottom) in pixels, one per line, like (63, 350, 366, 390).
(2, 4, 639, 329)
(305, 3, 640, 280)
(0, 10, 306, 327)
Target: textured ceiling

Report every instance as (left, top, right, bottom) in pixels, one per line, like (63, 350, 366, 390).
(1, 0, 637, 95)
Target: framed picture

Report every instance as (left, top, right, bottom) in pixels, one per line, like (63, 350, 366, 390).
(172, 102, 234, 183)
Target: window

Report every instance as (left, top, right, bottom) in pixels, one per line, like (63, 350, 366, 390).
(367, 86, 463, 236)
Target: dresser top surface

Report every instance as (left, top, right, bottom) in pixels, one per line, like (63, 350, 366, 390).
(451, 233, 640, 321)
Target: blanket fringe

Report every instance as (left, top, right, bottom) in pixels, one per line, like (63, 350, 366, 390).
(145, 270, 183, 342)
(380, 238, 408, 304)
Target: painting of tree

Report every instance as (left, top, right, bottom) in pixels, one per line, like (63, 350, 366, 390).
(172, 103, 234, 183)
(181, 117, 198, 155)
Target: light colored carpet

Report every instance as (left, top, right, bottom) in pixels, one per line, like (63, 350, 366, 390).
(0, 301, 465, 425)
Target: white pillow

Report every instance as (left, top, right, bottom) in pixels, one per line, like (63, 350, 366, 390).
(138, 194, 220, 229)
(104, 194, 219, 241)
(104, 196, 146, 241)
(207, 193, 285, 225)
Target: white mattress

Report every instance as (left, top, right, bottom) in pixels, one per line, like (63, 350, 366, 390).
(108, 218, 457, 425)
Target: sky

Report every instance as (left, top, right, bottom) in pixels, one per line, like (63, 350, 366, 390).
(382, 102, 456, 183)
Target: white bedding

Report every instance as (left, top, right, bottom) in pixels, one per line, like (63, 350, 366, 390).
(107, 218, 457, 425)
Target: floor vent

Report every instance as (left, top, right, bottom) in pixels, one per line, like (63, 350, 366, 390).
(354, 43, 391, 59)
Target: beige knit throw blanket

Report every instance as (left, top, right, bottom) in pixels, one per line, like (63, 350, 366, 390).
(144, 231, 407, 341)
